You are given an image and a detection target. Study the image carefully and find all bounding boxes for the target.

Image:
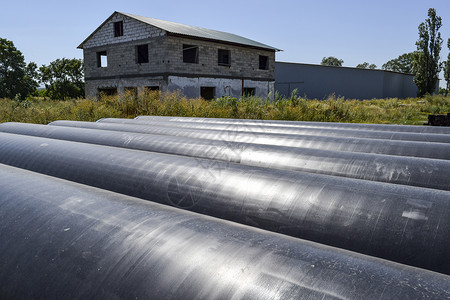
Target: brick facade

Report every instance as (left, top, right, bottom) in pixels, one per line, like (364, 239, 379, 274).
(80, 12, 276, 99)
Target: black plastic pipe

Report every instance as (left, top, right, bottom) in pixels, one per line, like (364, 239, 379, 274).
(135, 115, 450, 134)
(99, 117, 450, 143)
(50, 120, 450, 160)
(2, 122, 450, 191)
(0, 132, 449, 275)
(1, 164, 449, 299)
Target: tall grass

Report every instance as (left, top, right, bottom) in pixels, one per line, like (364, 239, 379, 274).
(1, 92, 449, 125)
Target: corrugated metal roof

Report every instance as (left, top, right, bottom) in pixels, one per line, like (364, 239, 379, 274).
(78, 11, 280, 51)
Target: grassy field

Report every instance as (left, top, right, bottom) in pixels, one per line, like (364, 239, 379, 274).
(1, 91, 449, 125)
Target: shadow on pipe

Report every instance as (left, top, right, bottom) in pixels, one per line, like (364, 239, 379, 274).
(1, 122, 449, 191)
(1, 164, 449, 299)
(99, 117, 450, 143)
(0, 132, 449, 275)
(135, 115, 450, 134)
(49, 120, 450, 160)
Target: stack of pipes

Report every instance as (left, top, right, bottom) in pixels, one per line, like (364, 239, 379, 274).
(0, 116, 449, 299)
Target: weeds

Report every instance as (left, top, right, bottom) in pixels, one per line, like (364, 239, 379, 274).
(1, 92, 449, 125)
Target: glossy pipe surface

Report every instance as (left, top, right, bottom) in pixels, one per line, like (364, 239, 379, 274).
(0, 132, 449, 274)
(2, 122, 450, 191)
(136, 115, 450, 134)
(1, 164, 449, 299)
(50, 120, 450, 160)
(99, 118, 450, 143)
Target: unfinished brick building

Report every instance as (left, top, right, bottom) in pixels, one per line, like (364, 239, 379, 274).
(78, 12, 279, 99)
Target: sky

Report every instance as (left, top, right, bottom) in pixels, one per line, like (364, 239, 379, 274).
(2, 0, 450, 86)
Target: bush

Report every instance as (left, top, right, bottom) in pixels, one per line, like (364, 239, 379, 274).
(1, 93, 449, 125)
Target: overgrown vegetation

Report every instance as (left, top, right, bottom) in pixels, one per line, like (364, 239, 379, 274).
(1, 91, 449, 125)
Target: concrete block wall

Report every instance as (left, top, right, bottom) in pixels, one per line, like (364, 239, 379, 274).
(83, 12, 170, 80)
(167, 76, 274, 99)
(86, 76, 274, 99)
(163, 36, 275, 80)
(83, 36, 168, 79)
(83, 14, 164, 49)
(84, 33, 275, 81)
(85, 76, 166, 99)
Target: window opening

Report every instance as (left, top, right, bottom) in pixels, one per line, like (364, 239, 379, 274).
(243, 87, 255, 96)
(183, 44, 199, 63)
(98, 88, 117, 97)
(218, 49, 230, 66)
(259, 55, 269, 70)
(136, 44, 149, 63)
(200, 87, 215, 100)
(145, 86, 160, 91)
(114, 21, 123, 37)
(97, 51, 107, 67)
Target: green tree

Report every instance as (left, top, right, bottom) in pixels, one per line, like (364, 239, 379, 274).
(412, 8, 443, 97)
(356, 62, 377, 69)
(39, 58, 84, 100)
(443, 38, 450, 96)
(382, 52, 417, 73)
(0, 37, 38, 99)
(321, 56, 344, 67)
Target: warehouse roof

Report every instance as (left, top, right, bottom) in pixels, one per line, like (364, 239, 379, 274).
(78, 11, 280, 51)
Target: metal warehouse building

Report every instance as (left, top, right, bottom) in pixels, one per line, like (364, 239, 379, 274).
(275, 61, 419, 100)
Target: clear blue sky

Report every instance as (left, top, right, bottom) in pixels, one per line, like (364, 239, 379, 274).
(2, 0, 450, 86)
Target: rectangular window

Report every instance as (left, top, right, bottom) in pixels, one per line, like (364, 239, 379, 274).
(145, 86, 160, 92)
(114, 21, 123, 37)
(183, 44, 199, 63)
(201, 87, 215, 100)
(97, 51, 107, 67)
(136, 44, 149, 63)
(243, 87, 255, 96)
(259, 55, 269, 70)
(98, 88, 117, 96)
(218, 49, 230, 66)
